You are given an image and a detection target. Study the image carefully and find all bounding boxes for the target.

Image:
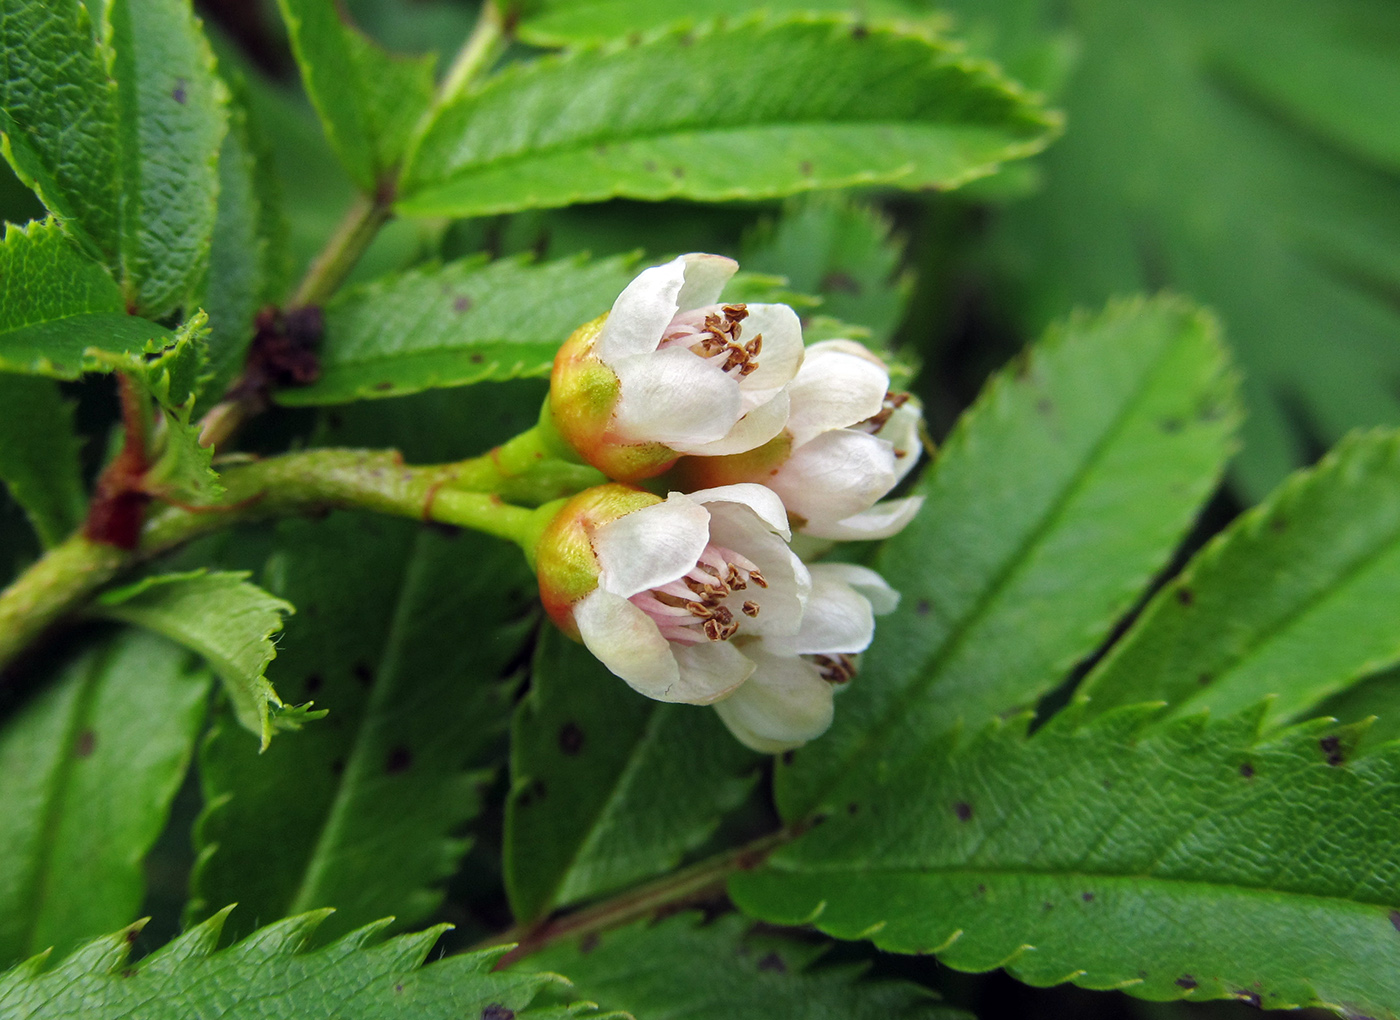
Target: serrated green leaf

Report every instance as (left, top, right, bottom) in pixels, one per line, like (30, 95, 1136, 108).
(0, 629, 209, 966)
(0, 908, 582, 1019)
(734, 707, 1400, 1016)
(1080, 430, 1400, 729)
(777, 297, 1241, 820)
(0, 376, 85, 548)
(278, 252, 641, 406)
(0, 219, 174, 380)
(398, 16, 1058, 219)
(527, 911, 969, 1020)
(191, 513, 535, 942)
(276, 0, 436, 192)
(0, 0, 121, 263)
(93, 570, 294, 749)
(106, 0, 228, 318)
(506, 630, 757, 922)
(197, 72, 288, 405)
(1315, 665, 1400, 752)
(962, 0, 1400, 498)
(741, 194, 911, 346)
(87, 312, 210, 416)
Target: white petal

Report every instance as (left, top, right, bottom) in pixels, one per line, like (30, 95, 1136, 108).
(686, 482, 791, 538)
(610, 347, 742, 446)
(573, 589, 681, 700)
(675, 253, 738, 312)
(592, 493, 710, 598)
(785, 344, 889, 447)
(670, 390, 790, 457)
(809, 562, 900, 615)
(795, 565, 877, 655)
(712, 648, 834, 753)
(881, 402, 924, 485)
(705, 499, 810, 639)
(597, 258, 687, 363)
(769, 429, 897, 529)
(671, 640, 757, 704)
(735, 303, 804, 407)
(805, 496, 925, 541)
(804, 338, 888, 366)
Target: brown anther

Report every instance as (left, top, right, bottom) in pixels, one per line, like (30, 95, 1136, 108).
(744, 334, 762, 356)
(711, 604, 734, 625)
(725, 565, 748, 590)
(741, 601, 760, 617)
(684, 600, 711, 618)
(748, 568, 768, 589)
(862, 390, 912, 432)
(704, 619, 723, 641)
(722, 304, 749, 322)
(685, 576, 727, 599)
(812, 654, 857, 684)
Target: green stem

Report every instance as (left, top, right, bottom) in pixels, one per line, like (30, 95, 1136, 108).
(290, 191, 394, 310)
(0, 435, 596, 678)
(481, 828, 796, 967)
(438, 0, 507, 105)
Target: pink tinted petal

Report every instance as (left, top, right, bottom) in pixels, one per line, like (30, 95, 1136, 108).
(675, 253, 739, 312)
(592, 494, 711, 598)
(735, 303, 804, 407)
(671, 390, 790, 457)
(610, 347, 742, 446)
(786, 344, 889, 446)
(795, 565, 877, 655)
(810, 563, 900, 616)
(574, 590, 681, 700)
(712, 648, 834, 752)
(671, 640, 757, 704)
(597, 257, 689, 363)
(770, 429, 897, 528)
(806, 496, 925, 541)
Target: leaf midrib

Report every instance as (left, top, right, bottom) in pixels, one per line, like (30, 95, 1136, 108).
(797, 332, 1190, 816)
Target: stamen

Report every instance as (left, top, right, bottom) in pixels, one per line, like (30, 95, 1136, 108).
(629, 541, 771, 643)
(741, 601, 760, 617)
(659, 304, 761, 379)
(859, 391, 911, 433)
(810, 654, 857, 684)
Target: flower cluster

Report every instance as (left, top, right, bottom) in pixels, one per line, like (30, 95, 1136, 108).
(536, 254, 923, 752)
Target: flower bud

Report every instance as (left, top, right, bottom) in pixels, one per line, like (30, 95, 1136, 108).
(678, 339, 925, 540)
(548, 254, 804, 482)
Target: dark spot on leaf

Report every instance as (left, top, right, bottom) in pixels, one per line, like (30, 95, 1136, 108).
(470, 353, 484, 364)
(518, 779, 547, 808)
(916, 599, 931, 616)
(852, 23, 869, 38)
(645, 160, 659, 173)
(1139, 970, 1148, 979)
(580, 932, 600, 954)
(1320, 735, 1344, 766)
(627, 32, 642, 46)
(125, 927, 140, 944)
(482, 1006, 515, 1020)
(331, 758, 345, 777)
(453, 296, 471, 313)
(354, 662, 374, 687)
(820, 271, 860, 295)
(1043, 901, 1054, 911)
(394, 983, 403, 993)
(954, 801, 973, 822)
(1198, 400, 1228, 422)
(1389, 909, 1400, 933)
(1160, 417, 1184, 433)
(121, 968, 137, 978)
(800, 160, 813, 177)
(558, 722, 585, 756)
(1176, 587, 1194, 606)
(373, 381, 395, 392)
(781, 751, 795, 766)
(386, 746, 413, 774)
(1235, 990, 1262, 1008)
(1102, 778, 1112, 790)
(757, 951, 787, 974)
(1198, 672, 1212, 686)
(172, 77, 187, 104)
(1239, 761, 1255, 778)
(672, 166, 685, 178)
(305, 673, 324, 695)
(1271, 516, 1288, 533)
(678, 31, 694, 46)
(847, 802, 859, 815)
(1037, 397, 1054, 416)
(1176, 975, 1197, 990)
(975, 883, 986, 895)
(1081, 892, 1094, 902)
(75, 729, 96, 758)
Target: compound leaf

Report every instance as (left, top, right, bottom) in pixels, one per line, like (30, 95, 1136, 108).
(0, 908, 587, 1020)
(190, 514, 535, 942)
(1081, 430, 1400, 728)
(93, 570, 295, 749)
(734, 707, 1400, 1017)
(276, 0, 436, 192)
(0, 629, 209, 966)
(777, 297, 1239, 820)
(528, 911, 969, 1020)
(506, 630, 758, 922)
(398, 16, 1058, 219)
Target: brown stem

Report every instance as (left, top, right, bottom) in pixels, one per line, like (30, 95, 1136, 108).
(482, 828, 796, 968)
(83, 374, 152, 549)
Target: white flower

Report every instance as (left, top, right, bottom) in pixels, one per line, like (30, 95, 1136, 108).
(681, 339, 925, 540)
(713, 563, 898, 753)
(549, 254, 805, 480)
